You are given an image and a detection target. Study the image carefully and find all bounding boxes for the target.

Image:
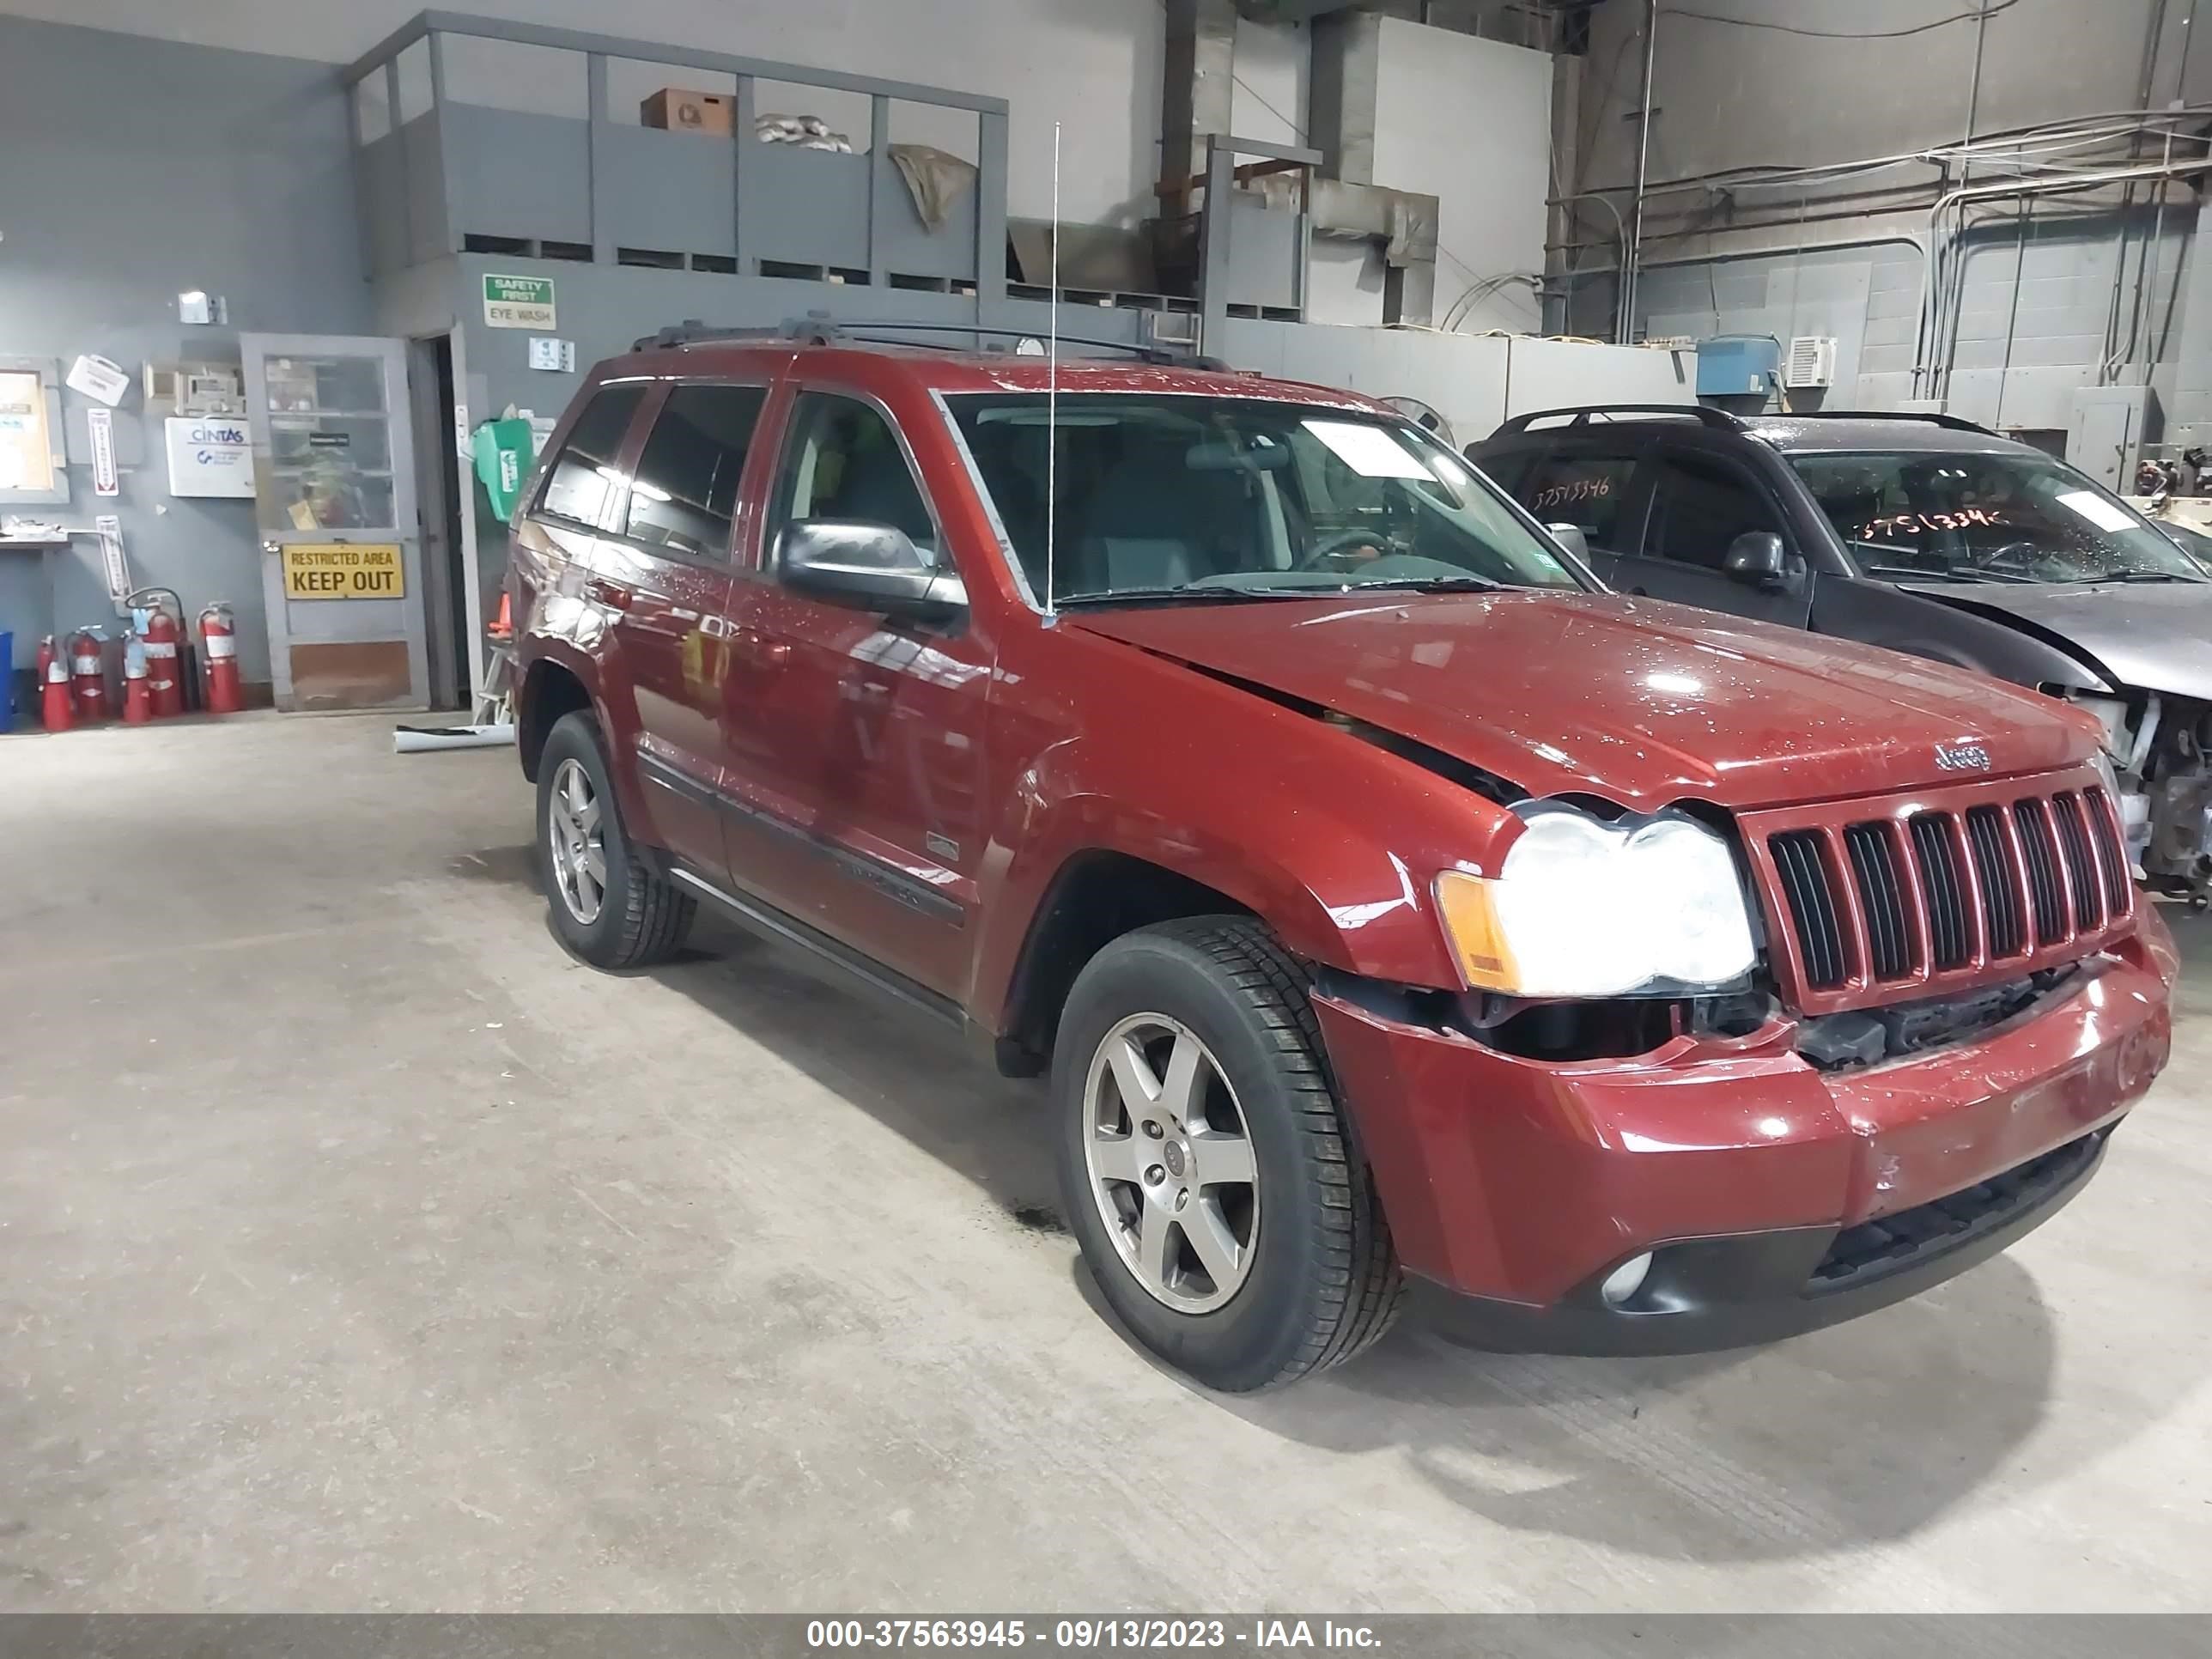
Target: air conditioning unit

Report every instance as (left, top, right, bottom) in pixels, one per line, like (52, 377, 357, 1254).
(1784, 336, 1838, 389)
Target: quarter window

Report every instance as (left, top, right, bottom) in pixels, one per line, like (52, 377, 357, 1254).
(623, 385, 767, 559)
(767, 392, 939, 570)
(538, 384, 644, 527)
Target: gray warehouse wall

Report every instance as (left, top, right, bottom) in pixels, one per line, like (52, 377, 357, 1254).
(1635, 209, 2194, 434)
(0, 15, 369, 684)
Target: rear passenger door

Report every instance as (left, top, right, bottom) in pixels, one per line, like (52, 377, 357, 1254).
(588, 380, 769, 872)
(1608, 445, 1814, 628)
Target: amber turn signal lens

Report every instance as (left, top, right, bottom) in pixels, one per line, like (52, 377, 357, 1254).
(1434, 870, 1519, 993)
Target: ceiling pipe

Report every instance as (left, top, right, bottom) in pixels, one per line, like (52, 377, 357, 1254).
(1914, 155, 2212, 400)
(1620, 0, 1658, 343)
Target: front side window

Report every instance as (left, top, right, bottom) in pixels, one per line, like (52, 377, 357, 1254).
(768, 392, 939, 570)
(538, 384, 645, 526)
(623, 384, 767, 559)
(1644, 452, 1785, 570)
(1792, 450, 2206, 584)
(946, 394, 1586, 605)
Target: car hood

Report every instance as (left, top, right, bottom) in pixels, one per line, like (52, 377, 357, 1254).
(1069, 591, 2097, 812)
(1896, 580, 2212, 702)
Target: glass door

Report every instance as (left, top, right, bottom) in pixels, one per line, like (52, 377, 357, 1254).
(242, 334, 423, 709)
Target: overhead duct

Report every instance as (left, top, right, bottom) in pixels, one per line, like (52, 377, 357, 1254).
(1308, 9, 1439, 325)
(1161, 0, 1240, 207)
(1153, 0, 1438, 331)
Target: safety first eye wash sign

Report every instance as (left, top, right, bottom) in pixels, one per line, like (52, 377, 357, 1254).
(283, 543, 405, 599)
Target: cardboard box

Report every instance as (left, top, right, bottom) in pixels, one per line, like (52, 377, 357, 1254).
(641, 88, 732, 135)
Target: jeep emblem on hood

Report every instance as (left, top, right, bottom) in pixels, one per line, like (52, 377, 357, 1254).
(1935, 741, 1992, 772)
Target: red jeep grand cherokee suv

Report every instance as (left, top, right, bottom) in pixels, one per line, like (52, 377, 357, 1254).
(508, 325, 2174, 1392)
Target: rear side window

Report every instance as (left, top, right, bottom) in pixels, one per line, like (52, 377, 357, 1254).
(768, 392, 940, 568)
(1644, 450, 1786, 569)
(623, 384, 767, 559)
(1520, 451, 1638, 550)
(538, 385, 645, 526)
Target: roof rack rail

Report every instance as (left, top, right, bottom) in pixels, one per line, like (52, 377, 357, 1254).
(1492, 403, 1744, 434)
(1761, 409, 1997, 435)
(635, 314, 1230, 370)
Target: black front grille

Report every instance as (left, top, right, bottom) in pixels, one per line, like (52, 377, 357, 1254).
(1843, 823, 1912, 980)
(1771, 830, 1846, 989)
(1963, 805, 2025, 957)
(1809, 1130, 2106, 1291)
(1910, 812, 1972, 970)
(1764, 776, 2131, 1006)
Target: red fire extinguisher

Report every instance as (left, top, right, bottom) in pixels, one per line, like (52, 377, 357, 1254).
(143, 606, 184, 719)
(68, 627, 111, 722)
(121, 632, 153, 725)
(199, 604, 242, 715)
(37, 635, 71, 732)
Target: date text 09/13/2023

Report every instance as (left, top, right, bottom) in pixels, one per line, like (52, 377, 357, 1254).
(805, 1620, 1382, 1650)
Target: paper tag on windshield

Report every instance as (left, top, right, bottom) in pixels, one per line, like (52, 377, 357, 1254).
(1303, 419, 1431, 480)
(2057, 489, 2136, 533)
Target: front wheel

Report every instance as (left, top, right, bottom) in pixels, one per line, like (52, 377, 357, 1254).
(1052, 917, 1403, 1392)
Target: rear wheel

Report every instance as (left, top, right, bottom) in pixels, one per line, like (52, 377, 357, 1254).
(1053, 917, 1403, 1392)
(535, 711, 694, 969)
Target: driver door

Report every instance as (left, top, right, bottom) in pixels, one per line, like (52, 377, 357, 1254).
(718, 386, 991, 996)
(1607, 447, 1813, 628)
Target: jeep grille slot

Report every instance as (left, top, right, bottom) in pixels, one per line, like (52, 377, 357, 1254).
(2014, 799, 2068, 945)
(1771, 830, 1848, 989)
(2050, 792, 2105, 932)
(1748, 767, 2133, 1016)
(1963, 805, 2026, 958)
(2085, 786, 2130, 915)
(1843, 823, 1913, 981)
(1910, 812, 1972, 970)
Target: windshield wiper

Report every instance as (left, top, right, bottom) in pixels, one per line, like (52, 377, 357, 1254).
(2090, 569, 2204, 584)
(1860, 563, 2034, 585)
(1347, 574, 1504, 593)
(1048, 583, 1307, 608)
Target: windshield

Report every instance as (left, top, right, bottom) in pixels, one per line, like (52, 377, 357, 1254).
(945, 393, 1587, 605)
(1791, 449, 2206, 584)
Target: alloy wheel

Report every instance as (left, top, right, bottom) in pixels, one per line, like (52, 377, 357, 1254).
(1080, 1013, 1261, 1313)
(547, 757, 607, 925)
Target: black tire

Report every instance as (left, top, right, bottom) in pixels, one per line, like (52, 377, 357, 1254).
(535, 710, 694, 969)
(1052, 916, 1403, 1392)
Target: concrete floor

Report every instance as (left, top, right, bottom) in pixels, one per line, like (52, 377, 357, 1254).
(3, 711, 2209, 1613)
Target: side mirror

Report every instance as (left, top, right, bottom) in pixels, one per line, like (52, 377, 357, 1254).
(1545, 523, 1592, 563)
(1723, 530, 1790, 588)
(780, 520, 967, 617)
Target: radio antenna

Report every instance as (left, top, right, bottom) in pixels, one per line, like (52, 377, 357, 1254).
(1044, 119, 1061, 620)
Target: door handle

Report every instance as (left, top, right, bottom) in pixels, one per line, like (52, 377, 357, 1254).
(731, 624, 790, 669)
(585, 576, 632, 611)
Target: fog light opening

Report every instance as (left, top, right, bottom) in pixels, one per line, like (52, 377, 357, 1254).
(1601, 1251, 1655, 1309)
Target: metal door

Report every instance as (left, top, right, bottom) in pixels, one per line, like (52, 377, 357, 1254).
(242, 334, 425, 709)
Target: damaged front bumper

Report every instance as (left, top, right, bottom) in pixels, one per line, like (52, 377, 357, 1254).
(1312, 913, 2176, 1355)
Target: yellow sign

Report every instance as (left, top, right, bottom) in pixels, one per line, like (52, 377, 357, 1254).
(283, 543, 404, 600)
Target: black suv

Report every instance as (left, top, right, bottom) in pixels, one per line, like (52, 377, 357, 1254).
(1468, 405, 2212, 903)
